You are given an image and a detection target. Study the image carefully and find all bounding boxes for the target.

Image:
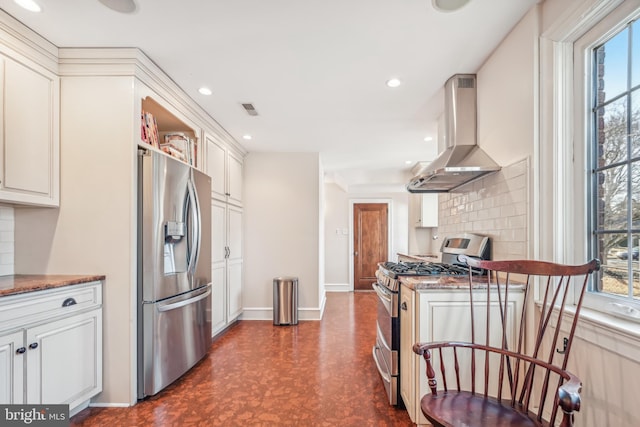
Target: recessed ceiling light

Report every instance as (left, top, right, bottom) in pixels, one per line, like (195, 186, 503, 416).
(198, 87, 212, 96)
(424, 136, 433, 142)
(97, 0, 137, 13)
(386, 78, 401, 88)
(14, 0, 41, 12)
(432, 0, 471, 12)
(405, 160, 413, 165)
(242, 135, 252, 140)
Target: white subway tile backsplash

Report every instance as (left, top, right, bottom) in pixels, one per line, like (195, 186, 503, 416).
(438, 158, 530, 260)
(0, 205, 14, 276)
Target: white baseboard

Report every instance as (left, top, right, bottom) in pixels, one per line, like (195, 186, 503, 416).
(324, 283, 351, 292)
(241, 306, 324, 321)
(88, 402, 131, 408)
(241, 291, 328, 321)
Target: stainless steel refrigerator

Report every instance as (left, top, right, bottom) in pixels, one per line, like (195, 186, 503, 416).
(137, 149, 212, 399)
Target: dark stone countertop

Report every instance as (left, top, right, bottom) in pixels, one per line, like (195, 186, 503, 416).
(0, 274, 105, 297)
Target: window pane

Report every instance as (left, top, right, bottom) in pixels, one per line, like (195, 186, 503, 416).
(633, 162, 640, 229)
(633, 89, 640, 158)
(633, 232, 640, 299)
(596, 166, 628, 231)
(600, 27, 629, 103)
(599, 98, 628, 166)
(632, 20, 640, 88)
(600, 263, 629, 296)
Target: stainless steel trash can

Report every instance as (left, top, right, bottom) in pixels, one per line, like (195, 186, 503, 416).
(273, 276, 298, 325)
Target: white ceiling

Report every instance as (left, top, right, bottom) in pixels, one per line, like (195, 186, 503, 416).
(0, 0, 537, 187)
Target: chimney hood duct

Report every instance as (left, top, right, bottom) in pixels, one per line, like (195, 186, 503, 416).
(407, 74, 500, 193)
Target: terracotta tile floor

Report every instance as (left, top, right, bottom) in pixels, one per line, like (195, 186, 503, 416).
(71, 292, 413, 426)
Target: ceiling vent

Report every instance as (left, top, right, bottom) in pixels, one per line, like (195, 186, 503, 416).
(241, 103, 258, 116)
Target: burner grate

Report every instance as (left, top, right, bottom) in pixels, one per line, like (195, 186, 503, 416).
(380, 261, 482, 278)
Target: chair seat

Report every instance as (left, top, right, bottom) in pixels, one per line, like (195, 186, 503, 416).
(421, 391, 549, 427)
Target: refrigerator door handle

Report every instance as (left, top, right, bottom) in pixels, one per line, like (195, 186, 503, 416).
(157, 286, 212, 312)
(186, 175, 201, 275)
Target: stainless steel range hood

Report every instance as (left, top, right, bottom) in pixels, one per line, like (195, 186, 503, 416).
(407, 74, 500, 193)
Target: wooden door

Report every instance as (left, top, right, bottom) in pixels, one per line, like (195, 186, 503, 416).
(353, 203, 388, 290)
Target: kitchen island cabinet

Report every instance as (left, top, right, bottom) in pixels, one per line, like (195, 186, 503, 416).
(0, 278, 103, 416)
(400, 280, 524, 425)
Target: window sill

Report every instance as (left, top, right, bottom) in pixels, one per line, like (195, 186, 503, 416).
(542, 303, 640, 360)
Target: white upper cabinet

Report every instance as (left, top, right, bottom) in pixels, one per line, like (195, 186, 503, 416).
(205, 133, 243, 206)
(0, 52, 59, 206)
(415, 194, 438, 228)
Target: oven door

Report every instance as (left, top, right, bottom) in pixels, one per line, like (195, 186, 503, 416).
(372, 281, 399, 405)
(373, 326, 398, 405)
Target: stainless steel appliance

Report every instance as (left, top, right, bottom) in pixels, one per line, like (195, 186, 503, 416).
(137, 149, 212, 399)
(407, 74, 501, 193)
(372, 233, 490, 406)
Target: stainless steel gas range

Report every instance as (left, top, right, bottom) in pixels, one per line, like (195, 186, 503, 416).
(371, 233, 490, 406)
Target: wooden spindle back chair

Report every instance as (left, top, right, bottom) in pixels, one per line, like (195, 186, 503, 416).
(413, 256, 600, 427)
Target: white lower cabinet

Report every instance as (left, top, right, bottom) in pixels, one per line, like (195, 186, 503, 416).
(399, 285, 416, 422)
(0, 281, 102, 414)
(211, 199, 243, 337)
(0, 330, 24, 404)
(400, 283, 523, 426)
(26, 310, 101, 409)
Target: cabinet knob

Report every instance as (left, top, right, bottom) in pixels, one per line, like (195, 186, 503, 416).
(28, 343, 38, 350)
(62, 297, 77, 307)
(401, 302, 407, 311)
(16, 347, 26, 354)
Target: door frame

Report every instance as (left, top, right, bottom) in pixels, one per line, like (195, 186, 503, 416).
(348, 198, 392, 291)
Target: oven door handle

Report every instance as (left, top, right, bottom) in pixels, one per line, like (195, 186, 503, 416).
(372, 282, 392, 305)
(372, 345, 391, 383)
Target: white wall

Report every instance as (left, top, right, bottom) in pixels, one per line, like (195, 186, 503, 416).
(477, 7, 537, 165)
(323, 182, 410, 288)
(324, 183, 350, 285)
(243, 152, 322, 320)
(15, 76, 137, 406)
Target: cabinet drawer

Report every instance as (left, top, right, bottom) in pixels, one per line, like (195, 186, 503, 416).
(0, 282, 101, 332)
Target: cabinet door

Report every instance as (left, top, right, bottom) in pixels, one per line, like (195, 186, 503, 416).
(418, 194, 438, 227)
(211, 199, 227, 336)
(211, 264, 226, 336)
(0, 330, 24, 404)
(227, 151, 243, 206)
(211, 200, 227, 266)
(227, 206, 243, 320)
(26, 310, 102, 407)
(399, 285, 416, 422)
(205, 135, 227, 201)
(227, 259, 243, 321)
(0, 54, 59, 206)
(227, 205, 243, 263)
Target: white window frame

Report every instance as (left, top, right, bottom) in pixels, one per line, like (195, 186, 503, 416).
(545, 0, 640, 320)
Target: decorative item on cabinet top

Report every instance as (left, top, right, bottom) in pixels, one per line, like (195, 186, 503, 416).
(140, 96, 200, 168)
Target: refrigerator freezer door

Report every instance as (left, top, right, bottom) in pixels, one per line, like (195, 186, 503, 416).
(139, 152, 211, 302)
(139, 284, 212, 398)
